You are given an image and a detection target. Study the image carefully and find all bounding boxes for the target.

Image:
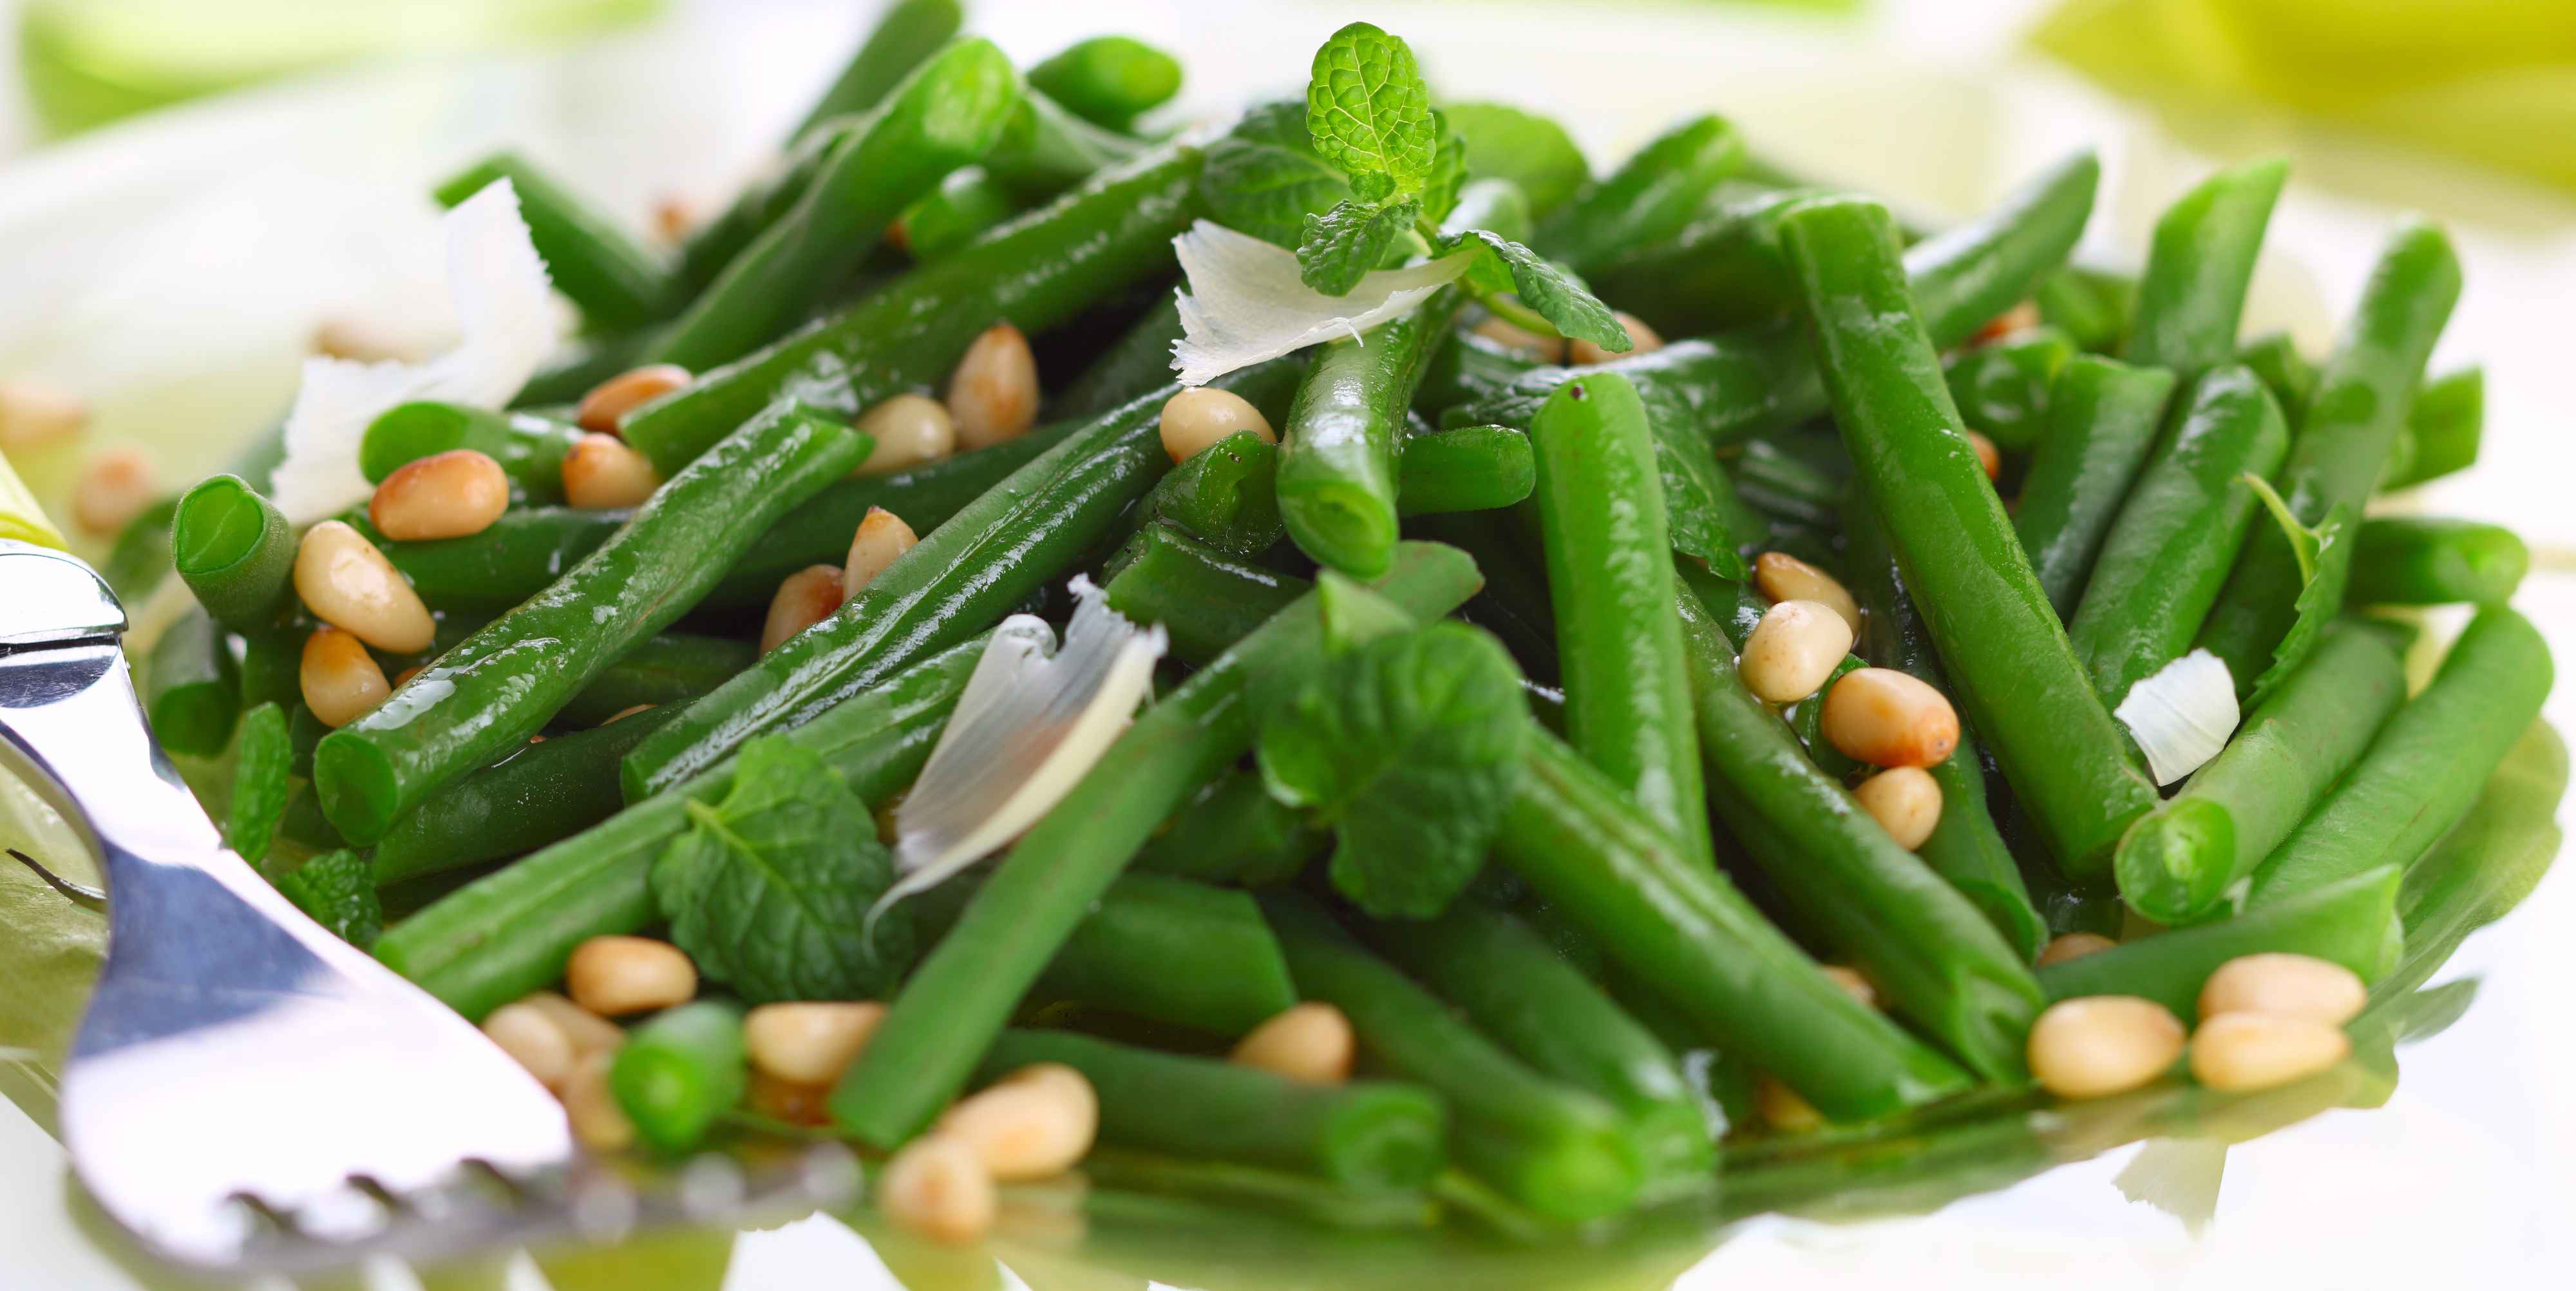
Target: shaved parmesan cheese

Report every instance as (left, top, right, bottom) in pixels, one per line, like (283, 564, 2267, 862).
(1170, 220, 1473, 386)
(270, 180, 559, 522)
(2116, 649, 2240, 785)
(871, 579, 1166, 926)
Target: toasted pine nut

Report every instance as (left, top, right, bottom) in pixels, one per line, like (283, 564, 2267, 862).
(576, 364, 691, 434)
(2028, 996, 2184, 1099)
(652, 196, 696, 244)
(2188, 1012, 2349, 1091)
(562, 432, 662, 509)
(1852, 765, 1942, 850)
(1737, 600, 1853, 704)
(564, 935, 696, 1017)
(1752, 551, 1861, 634)
(393, 664, 425, 687)
(71, 446, 156, 536)
(2197, 953, 2366, 1026)
(761, 564, 846, 655)
(744, 1000, 886, 1085)
(879, 1134, 996, 1245)
(601, 703, 656, 725)
(748, 1071, 833, 1127)
(1973, 301, 2041, 345)
(300, 627, 392, 727)
(1756, 1076, 1823, 1133)
(1470, 316, 1566, 363)
(2037, 932, 2118, 968)
(855, 394, 958, 477)
(938, 1063, 1099, 1181)
(1820, 667, 1960, 769)
(945, 324, 1039, 450)
(368, 448, 509, 540)
(481, 1000, 577, 1090)
(561, 1049, 635, 1151)
(1821, 965, 1879, 1009)
(1569, 312, 1663, 367)
(293, 519, 437, 653)
(1231, 1002, 1355, 1085)
(1966, 430, 2002, 481)
(518, 990, 624, 1057)
(1158, 388, 1274, 464)
(844, 507, 917, 598)
(0, 378, 88, 451)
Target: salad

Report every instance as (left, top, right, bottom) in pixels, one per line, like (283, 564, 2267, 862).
(5, 0, 2556, 1255)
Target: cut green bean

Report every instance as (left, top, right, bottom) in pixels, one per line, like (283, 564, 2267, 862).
(433, 153, 672, 329)
(1027, 35, 1182, 129)
(2348, 517, 2528, 606)
(2382, 367, 2483, 492)
(2041, 866, 2401, 1018)
(1142, 430, 1283, 556)
(2125, 157, 2289, 380)
(2011, 356, 2177, 619)
(1103, 524, 1305, 668)
(609, 1000, 746, 1154)
(1536, 115, 1745, 275)
(1132, 769, 1325, 888)
(170, 473, 296, 631)
(1278, 286, 1462, 579)
(1944, 326, 2074, 453)
(142, 607, 240, 758)
(360, 403, 584, 500)
(1397, 424, 1535, 516)
(893, 166, 1019, 262)
(370, 704, 684, 888)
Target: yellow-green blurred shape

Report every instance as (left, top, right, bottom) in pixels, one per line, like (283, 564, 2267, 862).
(2035, 0, 2576, 194)
(0, 454, 66, 549)
(17, 0, 665, 137)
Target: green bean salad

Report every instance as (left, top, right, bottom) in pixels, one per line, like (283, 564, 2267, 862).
(89, 0, 2555, 1248)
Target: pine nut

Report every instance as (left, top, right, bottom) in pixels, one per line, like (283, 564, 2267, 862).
(300, 627, 392, 727)
(1973, 301, 2041, 344)
(518, 990, 624, 1057)
(2028, 996, 2184, 1099)
(0, 378, 88, 451)
(1821, 965, 1879, 1009)
(368, 448, 509, 540)
(744, 1000, 886, 1085)
(1159, 388, 1274, 464)
(1752, 551, 1861, 634)
(1821, 667, 1960, 769)
(1568, 312, 1663, 366)
(1853, 766, 1942, 850)
(1470, 316, 1566, 363)
(72, 446, 156, 536)
(843, 507, 917, 598)
(481, 1000, 577, 1090)
(1756, 1076, 1823, 1133)
(564, 935, 696, 1017)
(2188, 1012, 2349, 1092)
(938, 1063, 1098, 1181)
(652, 196, 696, 244)
(748, 1071, 833, 1127)
(945, 324, 1039, 450)
(562, 433, 662, 509)
(2037, 932, 2118, 967)
(761, 564, 846, 655)
(1737, 599, 1853, 703)
(1230, 1002, 1355, 1085)
(576, 364, 691, 434)
(393, 664, 424, 687)
(1966, 429, 2002, 481)
(879, 1134, 996, 1245)
(2197, 953, 2366, 1026)
(855, 394, 958, 476)
(293, 520, 436, 652)
(561, 1049, 635, 1151)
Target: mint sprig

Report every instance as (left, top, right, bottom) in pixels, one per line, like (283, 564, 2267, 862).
(1306, 23, 1436, 189)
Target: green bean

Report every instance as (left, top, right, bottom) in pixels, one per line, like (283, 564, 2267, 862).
(2011, 356, 2178, 619)
(316, 404, 867, 843)
(1368, 902, 1714, 1187)
(1525, 372, 1714, 868)
(1278, 285, 1462, 578)
(370, 704, 683, 888)
(359, 403, 583, 500)
(2113, 622, 2405, 924)
(981, 90, 1151, 201)
(1405, 513, 1560, 685)
(1056, 296, 1184, 420)
(99, 497, 176, 602)
(1142, 430, 1283, 556)
(1103, 524, 1307, 667)
(1077, 1149, 1436, 1232)
(433, 153, 671, 329)
(2125, 158, 2289, 380)
(1586, 187, 1813, 337)
(2246, 606, 2553, 912)
(1535, 115, 1745, 275)
(828, 542, 1482, 1146)
(893, 166, 1019, 262)
(2349, 517, 2527, 606)
(1412, 332, 1538, 420)
(2197, 222, 2463, 690)
(910, 872, 1296, 1035)
(554, 634, 755, 726)
(2236, 330, 2318, 414)
(788, 0, 963, 143)
(2034, 263, 2137, 354)
(2070, 365, 2290, 706)
(138, 607, 239, 759)
(625, 362, 1301, 798)
(1725, 434, 1844, 526)
(169, 473, 296, 631)
(624, 142, 1203, 474)
(2380, 721, 2563, 1002)
(1132, 769, 1324, 888)
(609, 1000, 746, 1154)
(1397, 424, 1535, 516)
(650, 39, 1021, 371)
(1782, 196, 2158, 878)
(980, 1028, 1446, 1189)
(1264, 895, 1643, 1223)
(1945, 326, 2074, 453)
(1026, 35, 1182, 129)
(373, 634, 982, 1019)
(2040, 866, 2401, 1018)
(2382, 367, 2483, 492)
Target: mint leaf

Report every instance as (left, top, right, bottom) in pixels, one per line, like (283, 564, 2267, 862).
(651, 738, 913, 1003)
(2243, 477, 2356, 707)
(225, 702, 291, 869)
(1435, 229, 1629, 351)
(1420, 122, 1466, 225)
(276, 849, 381, 948)
(1316, 569, 1421, 657)
(1258, 622, 1529, 919)
(1298, 196, 1419, 296)
(1203, 100, 1353, 249)
(1305, 23, 1435, 192)
(1441, 102, 1589, 215)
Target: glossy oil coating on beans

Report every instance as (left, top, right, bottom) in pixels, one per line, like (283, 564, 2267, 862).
(2347, 517, 2529, 606)
(2124, 157, 2289, 381)
(170, 473, 297, 631)
(1103, 524, 1306, 667)
(361, 402, 586, 501)
(1781, 196, 2157, 878)
(1137, 430, 1283, 556)
(434, 153, 674, 329)
(1396, 424, 1535, 516)
(1277, 283, 1463, 578)
(2010, 357, 2177, 620)
(368, 704, 685, 888)
(2040, 866, 2400, 1020)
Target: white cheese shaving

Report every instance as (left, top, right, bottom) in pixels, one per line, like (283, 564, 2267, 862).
(871, 579, 1166, 926)
(270, 179, 560, 522)
(2115, 649, 2240, 786)
(1169, 220, 1474, 386)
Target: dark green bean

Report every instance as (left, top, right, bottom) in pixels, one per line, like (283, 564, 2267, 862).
(170, 473, 296, 631)
(1945, 326, 2074, 453)
(610, 1001, 746, 1154)
(2041, 866, 2401, 1017)
(433, 153, 672, 329)
(1056, 296, 1183, 420)
(1026, 35, 1182, 129)
(370, 704, 683, 888)
(359, 403, 583, 499)
(1535, 115, 1745, 275)
(2382, 367, 2483, 492)
(1141, 430, 1283, 556)
(553, 634, 754, 727)
(893, 166, 1020, 262)
(1397, 424, 1534, 516)
(2011, 356, 2178, 619)
(2125, 157, 2288, 380)
(1132, 769, 1324, 887)
(2348, 517, 2528, 606)
(1103, 524, 1305, 666)
(142, 607, 239, 758)
(980, 90, 1151, 202)
(1586, 187, 1813, 337)
(1278, 286, 1462, 578)
(2380, 721, 2563, 1002)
